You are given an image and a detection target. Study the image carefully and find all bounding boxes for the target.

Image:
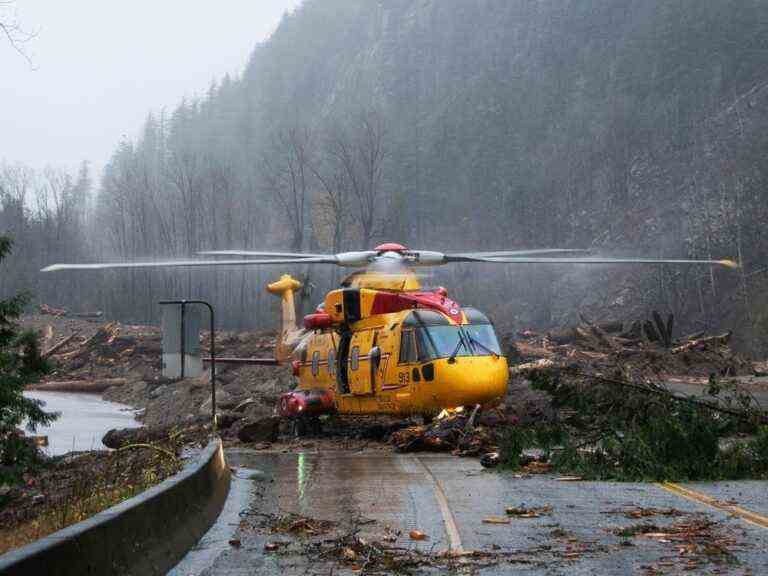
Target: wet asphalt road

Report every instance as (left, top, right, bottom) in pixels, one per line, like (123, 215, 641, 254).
(169, 450, 768, 575)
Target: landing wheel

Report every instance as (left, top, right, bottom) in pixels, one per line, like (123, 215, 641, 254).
(291, 415, 322, 438)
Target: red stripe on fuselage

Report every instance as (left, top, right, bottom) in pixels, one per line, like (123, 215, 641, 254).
(370, 290, 462, 323)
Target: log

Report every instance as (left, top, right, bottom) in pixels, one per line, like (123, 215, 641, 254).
(70, 311, 104, 319)
(598, 321, 624, 334)
(579, 314, 617, 351)
(28, 378, 128, 393)
(671, 332, 732, 354)
(82, 322, 120, 347)
(41, 332, 80, 358)
(511, 341, 555, 358)
(39, 303, 67, 316)
(547, 327, 578, 345)
(549, 321, 622, 345)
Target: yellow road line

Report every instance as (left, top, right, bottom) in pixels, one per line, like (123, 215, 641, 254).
(658, 481, 768, 530)
(415, 457, 465, 555)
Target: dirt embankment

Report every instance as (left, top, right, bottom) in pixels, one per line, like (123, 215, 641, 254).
(21, 314, 293, 429)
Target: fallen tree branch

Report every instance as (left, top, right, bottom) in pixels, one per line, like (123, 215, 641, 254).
(28, 378, 127, 393)
(41, 332, 79, 358)
(671, 332, 732, 354)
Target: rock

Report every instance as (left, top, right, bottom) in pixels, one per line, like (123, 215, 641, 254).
(222, 382, 246, 397)
(102, 427, 154, 449)
(216, 370, 239, 385)
(150, 384, 167, 399)
(216, 411, 242, 430)
(199, 388, 235, 414)
(480, 452, 500, 468)
(233, 397, 257, 413)
(241, 402, 272, 420)
(237, 416, 281, 443)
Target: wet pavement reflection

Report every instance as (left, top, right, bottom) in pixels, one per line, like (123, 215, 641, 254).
(167, 450, 768, 575)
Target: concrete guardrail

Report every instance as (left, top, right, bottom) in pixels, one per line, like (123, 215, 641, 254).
(0, 438, 230, 576)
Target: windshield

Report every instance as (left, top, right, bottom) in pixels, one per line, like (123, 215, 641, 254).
(464, 324, 502, 356)
(413, 324, 501, 360)
(416, 326, 471, 360)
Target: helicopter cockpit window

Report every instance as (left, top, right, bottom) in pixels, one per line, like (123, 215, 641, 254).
(462, 307, 502, 356)
(463, 324, 502, 356)
(416, 326, 471, 360)
(400, 310, 501, 361)
(399, 329, 418, 364)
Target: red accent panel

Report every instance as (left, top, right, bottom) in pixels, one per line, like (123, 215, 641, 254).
(375, 242, 407, 253)
(370, 290, 463, 322)
(370, 291, 411, 315)
(303, 312, 333, 330)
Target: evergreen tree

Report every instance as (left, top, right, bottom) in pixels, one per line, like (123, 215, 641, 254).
(0, 235, 56, 479)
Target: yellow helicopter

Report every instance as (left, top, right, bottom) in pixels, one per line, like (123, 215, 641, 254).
(43, 243, 738, 424)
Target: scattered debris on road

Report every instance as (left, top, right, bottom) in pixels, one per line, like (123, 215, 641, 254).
(608, 513, 745, 572)
(506, 505, 552, 518)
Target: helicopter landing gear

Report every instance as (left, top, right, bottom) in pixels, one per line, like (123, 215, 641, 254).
(290, 415, 322, 438)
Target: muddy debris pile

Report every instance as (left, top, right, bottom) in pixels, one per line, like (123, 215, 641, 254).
(28, 315, 278, 390)
(23, 314, 292, 429)
(390, 408, 512, 455)
(505, 312, 753, 379)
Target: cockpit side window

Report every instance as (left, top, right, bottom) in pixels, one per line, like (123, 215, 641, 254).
(399, 329, 418, 364)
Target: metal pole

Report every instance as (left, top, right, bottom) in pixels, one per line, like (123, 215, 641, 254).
(180, 301, 186, 380)
(187, 301, 216, 434)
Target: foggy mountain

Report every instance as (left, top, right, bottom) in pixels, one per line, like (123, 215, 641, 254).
(2, 0, 767, 352)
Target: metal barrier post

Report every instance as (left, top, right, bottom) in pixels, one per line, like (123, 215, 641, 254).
(160, 300, 217, 434)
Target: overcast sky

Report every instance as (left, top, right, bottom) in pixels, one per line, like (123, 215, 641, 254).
(1, 0, 303, 175)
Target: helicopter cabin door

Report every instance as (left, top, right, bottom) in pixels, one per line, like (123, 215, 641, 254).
(347, 330, 375, 395)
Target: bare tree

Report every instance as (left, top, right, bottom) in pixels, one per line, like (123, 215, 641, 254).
(326, 110, 388, 248)
(0, 1, 36, 65)
(260, 126, 314, 251)
(310, 147, 350, 254)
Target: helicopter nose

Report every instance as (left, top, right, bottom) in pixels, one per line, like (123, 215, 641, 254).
(439, 356, 509, 407)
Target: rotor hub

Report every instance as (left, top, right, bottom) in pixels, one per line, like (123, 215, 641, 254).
(374, 242, 407, 253)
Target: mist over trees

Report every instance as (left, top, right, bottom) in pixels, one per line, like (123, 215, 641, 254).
(2, 0, 768, 352)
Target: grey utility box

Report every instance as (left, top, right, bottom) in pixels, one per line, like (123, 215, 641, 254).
(161, 303, 203, 379)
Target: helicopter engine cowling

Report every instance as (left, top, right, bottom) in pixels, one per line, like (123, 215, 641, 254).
(278, 389, 335, 418)
(303, 312, 333, 330)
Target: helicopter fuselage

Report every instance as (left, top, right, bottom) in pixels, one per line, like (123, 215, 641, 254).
(270, 267, 509, 418)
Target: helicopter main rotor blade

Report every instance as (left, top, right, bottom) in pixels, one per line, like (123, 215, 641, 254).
(445, 249, 590, 261)
(473, 256, 740, 268)
(41, 257, 337, 273)
(198, 250, 330, 259)
(198, 250, 379, 267)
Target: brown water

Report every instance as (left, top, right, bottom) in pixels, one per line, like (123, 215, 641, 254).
(22, 391, 141, 455)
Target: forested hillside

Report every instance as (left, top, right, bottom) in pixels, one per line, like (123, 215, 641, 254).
(3, 0, 768, 352)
